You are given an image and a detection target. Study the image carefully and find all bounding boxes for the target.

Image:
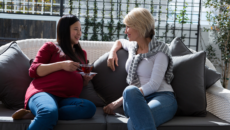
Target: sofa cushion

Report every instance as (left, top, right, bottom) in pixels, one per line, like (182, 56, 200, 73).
(0, 41, 32, 109)
(172, 51, 206, 116)
(106, 107, 230, 130)
(0, 104, 106, 130)
(169, 37, 221, 89)
(158, 112, 230, 130)
(106, 107, 128, 130)
(79, 81, 106, 107)
(92, 49, 128, 104)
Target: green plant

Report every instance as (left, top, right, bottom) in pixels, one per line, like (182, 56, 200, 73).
(44, 5, 51, 11)
(0, 2, 3, 9)
(204, 0, 230, 88)
(100, 0, 105, 40)
(69, 0, 73, 14)
(135, 0, 140, 7)
(77, 0, 81, 18)
(205, 44, 220, 66)
(107, 0, 115, 41)
(176, 2, 189, 24)
(159, 1, 189, 43)
(90, 0, 99, 41)
(83, 0, 89, 40)
(7, 2, 14, 10)
(116, 0, 123, 40)
(126, 0, 130, 14)
(16, 11, 23, 13)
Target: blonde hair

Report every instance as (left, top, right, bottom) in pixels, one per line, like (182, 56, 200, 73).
(123, 8, 155, 38)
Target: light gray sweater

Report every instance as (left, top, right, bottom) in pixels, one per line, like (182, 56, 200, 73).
(120, 39, 174, 96)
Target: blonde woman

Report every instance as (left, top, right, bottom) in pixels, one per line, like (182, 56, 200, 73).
(104, 8, 178, 130)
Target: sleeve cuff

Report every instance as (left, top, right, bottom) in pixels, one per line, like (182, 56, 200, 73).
(140, 85, 153, 97)
(29, 63, 42, 78)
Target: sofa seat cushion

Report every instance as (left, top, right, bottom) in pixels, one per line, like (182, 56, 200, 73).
(106, 107, 128, 130)
(106, 107, 230, 130)
(0, 104, 106, 130)
(159, 113, 230, 130)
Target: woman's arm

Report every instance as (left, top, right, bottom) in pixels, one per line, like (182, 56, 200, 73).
(103, 97, 123, 115)
(111, 40, 123, 53)
(36, 60, 80, 77)
(29, 42, 80, 78)
(140, 52, 169, 96)
(103, 88, 144, 115)
(107, 40, 122, 71)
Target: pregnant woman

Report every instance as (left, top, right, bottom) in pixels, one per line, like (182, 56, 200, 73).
(12, 14, 96, 130)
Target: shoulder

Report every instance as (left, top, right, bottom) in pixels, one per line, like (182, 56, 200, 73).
(43, 42, 57, 48)
(40, 42, 58, 52)
(119, 39, 136, 44)
(119, 39, 136, 48)
(155, 52, 168, 60)
(82, 49, 87, 55)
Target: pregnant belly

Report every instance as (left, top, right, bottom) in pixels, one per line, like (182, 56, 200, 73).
(31, 70, 83, 97)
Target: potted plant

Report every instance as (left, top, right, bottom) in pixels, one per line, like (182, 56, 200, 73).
(204, 0, 230, 88)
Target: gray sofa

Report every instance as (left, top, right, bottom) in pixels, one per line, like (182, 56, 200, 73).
(0, 104, 230, 130)
(0, 39, 230, 130)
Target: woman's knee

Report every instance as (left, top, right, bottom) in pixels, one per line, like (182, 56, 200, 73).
(83, 100, 96, 118)
(37, 105, 59, 121)
(123, 85, 140, 99)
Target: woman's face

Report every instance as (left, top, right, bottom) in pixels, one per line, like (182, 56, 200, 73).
(70, 21, 82, 46)
(125, 25, 140, 41)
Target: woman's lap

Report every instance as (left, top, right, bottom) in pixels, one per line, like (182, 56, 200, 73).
(146, 91, 177, 127)
(123, 86, 177, 130)
(27, 92, 96, 130)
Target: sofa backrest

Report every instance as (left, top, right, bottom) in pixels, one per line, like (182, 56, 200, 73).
(16, 39, 114, 64)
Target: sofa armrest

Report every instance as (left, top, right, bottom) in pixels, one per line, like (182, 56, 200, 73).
(206, 82, 230, 123)
(80, 41, 114, 63)
(16, 39, 115, 63)
(17, 39, 56, 59)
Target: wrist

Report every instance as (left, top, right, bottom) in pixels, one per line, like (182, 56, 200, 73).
(111, 49, 117, 54)
(59, 62, 64, 70)
(139, 88, 144, 96)
(113, 100, 121, 108)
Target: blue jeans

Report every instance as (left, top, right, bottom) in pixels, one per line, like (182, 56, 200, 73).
(123, 86, 177, 130)
(27, 92, 96, 130)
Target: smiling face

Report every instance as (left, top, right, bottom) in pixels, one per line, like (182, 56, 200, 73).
(70, 21, 82, 46)
(125, 25, 141, 41)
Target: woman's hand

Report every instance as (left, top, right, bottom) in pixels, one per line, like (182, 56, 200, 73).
(103, 102, 117, 115)
(61, 60, 80, 72)
(107, 52, 119, 71)
(103, 97, 123, 115)
(82, 74, 96, 86)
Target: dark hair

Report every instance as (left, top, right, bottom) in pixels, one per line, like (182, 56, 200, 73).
(57, 14, 86, 63)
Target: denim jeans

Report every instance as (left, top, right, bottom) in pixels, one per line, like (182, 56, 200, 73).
(27, 92, 96, 130)
(123, 86, 177, 130)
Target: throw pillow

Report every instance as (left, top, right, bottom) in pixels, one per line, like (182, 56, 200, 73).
(92, 49, 128, 104)
(172, 51, 207, 116)
(79, 81, 106, 107)
(169, 37, 221, 89)
(0, 41, 33, 109)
